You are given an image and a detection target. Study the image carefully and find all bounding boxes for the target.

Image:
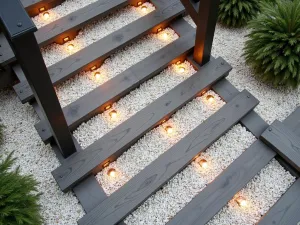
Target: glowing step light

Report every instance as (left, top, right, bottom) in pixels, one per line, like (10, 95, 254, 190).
(43, 12, 50, 20)
(109, 110, 118, 120)
(94, 72, 101, 80)
(165, 126, 173, 134)
(235, 196, 247, 207)
(67, 44, 74, 51)
(107, 168, 117, 177)
(206, 94, 215, 103)
(199, 159, 208, 169)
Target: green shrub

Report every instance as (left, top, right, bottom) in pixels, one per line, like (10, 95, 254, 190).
(218, 0, 261, 27)
(244, 0, 300, 87)
(0, 153, 42, 225)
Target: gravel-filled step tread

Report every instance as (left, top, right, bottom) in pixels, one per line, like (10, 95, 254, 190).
(13, 0, 186, 103)
(52, 57, 231, 192)
(35, 28, 196, 143)
(78, 90, 259, 225)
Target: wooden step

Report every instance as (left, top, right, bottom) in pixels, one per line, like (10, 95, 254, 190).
(261, 120, 300, 172)
(13, 0, 186, 103)
(35, 29, 196, 143)
(21, 0, 65, 17)
(258, 178, 300, 225)
(167, 104, 300, 225)
(1, 0, 129, 66)
(52, 57, 232, 192)
(167, 140, 276, 225)
(0, 33, 15, 66)
(77, 90, 259, 225)
(281, 107, 300, 137)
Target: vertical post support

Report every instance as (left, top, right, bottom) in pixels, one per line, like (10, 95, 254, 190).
(0, 0, 76, 158)
(193, 0, 220, 66)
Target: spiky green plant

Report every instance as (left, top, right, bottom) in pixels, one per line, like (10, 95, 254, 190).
(218, 0, 261, 27)
(244, 0, 300, 87)
(0, 152, 42, 225)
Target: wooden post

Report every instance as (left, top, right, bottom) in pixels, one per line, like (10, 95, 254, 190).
(0, 0, 76, 158)
(193, 0, 220, 65)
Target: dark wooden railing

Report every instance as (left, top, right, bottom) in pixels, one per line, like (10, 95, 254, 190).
(0, 0, 76, 158)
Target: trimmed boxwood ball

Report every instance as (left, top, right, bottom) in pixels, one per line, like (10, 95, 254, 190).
(0, 152, 42, 225)
(244, 0, 300, 88)
(218, 0, 260, 27)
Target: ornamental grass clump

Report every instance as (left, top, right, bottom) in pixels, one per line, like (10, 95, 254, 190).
(218, 0, 260, 27)
(0, 152, 42, 225)
(244, 0, 300, 88)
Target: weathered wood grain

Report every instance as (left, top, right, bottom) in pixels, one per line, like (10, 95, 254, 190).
(52, 57, 231, 192)
(261, 120, 300, 172)
(14, 0, 186, 103)
(78, 90, 259, 225)
(283, 107, 300, 137)
(167, 140, 276, 225)
(35, 30, 196, 143)
(258, 179, 300, 225)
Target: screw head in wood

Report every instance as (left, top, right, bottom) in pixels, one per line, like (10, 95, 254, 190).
(269, 128, 272, 131)
(17, 22, 22, 27)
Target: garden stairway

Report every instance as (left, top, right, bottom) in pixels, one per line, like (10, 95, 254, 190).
(0, 0, 300, 225)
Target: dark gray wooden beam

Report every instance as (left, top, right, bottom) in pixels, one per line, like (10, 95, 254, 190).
(35, 29, 196, 143)
(52, 57, 232, 192)
(283, 107, 300, 137)
(261, 120, 300, 172)
(0, 32, 15, 66)
(13, 0, 186, 103)
(258, 178, 300, 225)
(78, 90, 259, 225)
(167, 140, 275, 225)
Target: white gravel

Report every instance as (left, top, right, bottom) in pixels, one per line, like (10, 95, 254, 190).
(184, 16, 300, 124)
(124, 124, 256, 225)
(56, 27, 178, 107)
(41, 3, 155, 67)
(207, 159, 295, 225)
(96, 91, 225, 195)
(0, 89, 84, 225)
(74, 60, 196, 148)
(32, 0, 99, 28)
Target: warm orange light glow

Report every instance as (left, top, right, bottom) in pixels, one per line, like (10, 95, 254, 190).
(137, 1, 143, 6)
(206, 95, 215, 103)
(162, 32, 169, 40)
(178, 66, 185, 73)
(199, 159, 208, 169)
(236, 196, 247, 207)
(43, 12, 50, 20)
(165, 126, 173, 134)
(39, 7, 46, 12)
(90, 66, 97, 71)
(176, 60, 181, 65)
(63, 36, 70, 43)
(109, 110, 118, 119)
(105, 105, 111, 110)
(107, 168, 117, 177)
(157, 27, 162, 33)
(94, 72, 101, 80)
(67, 44, 74, 51)
(141, 5, 147, 12)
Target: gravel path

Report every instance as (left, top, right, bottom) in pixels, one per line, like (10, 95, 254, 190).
(0, 89, 84, 225)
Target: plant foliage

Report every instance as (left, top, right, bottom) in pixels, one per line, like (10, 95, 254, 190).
(244, 0, 300, 87)
(218, 0, 261, 27)
(0, 152, 42, 225)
